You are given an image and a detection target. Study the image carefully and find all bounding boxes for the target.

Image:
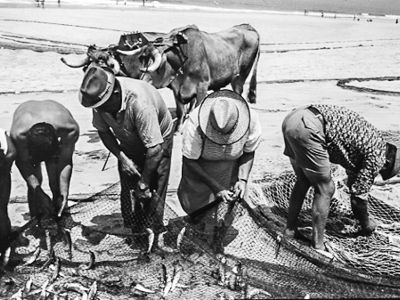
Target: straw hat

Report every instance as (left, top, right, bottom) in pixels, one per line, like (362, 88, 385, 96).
(79, 63, 115, 108)
(198, 90, 250, 145)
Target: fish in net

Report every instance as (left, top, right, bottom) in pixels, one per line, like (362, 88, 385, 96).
(2, 166, 400, 299)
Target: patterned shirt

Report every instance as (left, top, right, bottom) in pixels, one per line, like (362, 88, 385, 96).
(313, 104, 386, 197)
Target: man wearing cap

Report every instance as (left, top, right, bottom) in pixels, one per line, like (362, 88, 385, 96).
(282, 104, 400, 254)
(10, 100, 79, 221)
(0, 128, 17, 255)
(79, 64, 174, 233)
(178, 90, 261, 247)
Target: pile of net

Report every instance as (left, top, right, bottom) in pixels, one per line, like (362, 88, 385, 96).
(2, 166, 400, 299)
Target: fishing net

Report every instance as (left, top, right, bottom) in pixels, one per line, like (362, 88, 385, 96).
(3, 166, 400, 299)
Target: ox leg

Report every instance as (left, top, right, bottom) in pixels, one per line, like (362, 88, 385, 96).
(195, 82, 209, 107)
(174, 97, 186, 133)
(231, 75, 244, 96)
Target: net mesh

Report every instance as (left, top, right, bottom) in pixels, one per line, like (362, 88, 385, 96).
(3, 167, 400, 299)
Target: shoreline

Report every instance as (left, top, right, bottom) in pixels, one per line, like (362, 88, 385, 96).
(0, 0, 399, 20)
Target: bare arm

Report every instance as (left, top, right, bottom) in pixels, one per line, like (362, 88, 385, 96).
(233, 151, 255, 199)
(98, 130, 141, 177)
(14, 139, 42, 190)
(56, 128, 79, 217)
(141, 144, 163, 188)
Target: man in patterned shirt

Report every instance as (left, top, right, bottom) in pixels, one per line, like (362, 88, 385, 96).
(282, 104, 400, 253)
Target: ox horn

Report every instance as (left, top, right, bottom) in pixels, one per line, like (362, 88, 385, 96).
(107, 56, 121, 75)
(140, 49, 162, 73)
(60, 54, 90, 68)
(116, 47, 143, 56)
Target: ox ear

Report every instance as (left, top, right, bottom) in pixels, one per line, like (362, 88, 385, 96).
(173, 32, 188, 45)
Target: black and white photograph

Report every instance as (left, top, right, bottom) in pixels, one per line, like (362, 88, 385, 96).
(0, 0, 400, 298)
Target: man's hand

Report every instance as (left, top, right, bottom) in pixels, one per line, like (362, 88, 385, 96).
(119, 152, 141, 177)
(233, 179, 247, 199)
(135, 179, 152, 200)
(216, 190, 234, 202)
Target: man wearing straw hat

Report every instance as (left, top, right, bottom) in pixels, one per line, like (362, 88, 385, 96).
(79, 63, 174, 235)
(0, 128, 16, 256)
(178, 90, 261, 249)
(282, 104, 400, 254)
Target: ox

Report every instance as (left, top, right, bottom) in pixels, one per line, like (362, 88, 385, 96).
(61, 24, 260, 130)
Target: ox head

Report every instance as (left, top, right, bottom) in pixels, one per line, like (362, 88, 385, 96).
(116, 31, 188, 88)
(60, 45, 122, 75)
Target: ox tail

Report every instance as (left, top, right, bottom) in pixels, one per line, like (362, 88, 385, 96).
(247, 41, 260, 104)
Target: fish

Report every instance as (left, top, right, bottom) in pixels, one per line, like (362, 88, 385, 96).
(133, 282, 155, 294)
(217, 255, 227, 285)
(40, 248, 55, 270)
(81, 291, 88, 300)
(228, 272, 236, 290)
(161, 263, 168, 284)
(24, 246, 41, 266)
(50, 257, 61, 283)
(176, 227, 186, 251)
(163, 278, 173, 297)
(10, 288, 24, 300)
(81, 250, 95, 270)
(145, 228, 155, 254)
(158, 231, 177, 253)
(247, 289, 272, 298)
(62, 228, 72, 259)
(87, 281, 97, 300)
(3, 276, 15, 285)
(171, 262, 183, 291)
(2, 246, 11, 267)
(39, 280, 50, 300)
(25, 276, 33, 293)
(162, 265, 173, 297)
(239, 282, 248, 299)
(45, 229, 52, 252)
(64, 282, 89, 293)
(275, 234, 282, 259)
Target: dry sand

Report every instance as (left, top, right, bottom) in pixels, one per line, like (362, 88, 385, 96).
(0, 5, 400, 223)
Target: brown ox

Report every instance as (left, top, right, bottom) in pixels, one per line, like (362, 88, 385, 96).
(61, 24, 260, 129)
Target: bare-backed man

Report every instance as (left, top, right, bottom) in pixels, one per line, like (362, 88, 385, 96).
(0, 128, 16, 255)
(10, 100, 79, 221)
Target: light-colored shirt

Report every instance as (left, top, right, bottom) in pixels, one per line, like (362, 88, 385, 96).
(182, 106, 262, 160)
(92, 77, 173, 160)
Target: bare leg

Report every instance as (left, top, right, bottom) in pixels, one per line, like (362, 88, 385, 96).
(27, 165, 43, 217)
(285, 160, 311, 237)
(351, 195, 376, 235)
(231, 75, 244, 96)
(45, 159, 61, 213)
(303, 169, 335, 250)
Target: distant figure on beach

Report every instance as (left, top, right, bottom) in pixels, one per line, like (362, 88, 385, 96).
(40, 0, 44, 8)
(304, 9, 308, 16)
(321, 11, 324, 18)
(396, 19, 398, 24)
(58, 0, 60, 7)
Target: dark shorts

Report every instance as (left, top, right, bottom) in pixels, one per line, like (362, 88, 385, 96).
(282, 106, 331, 177)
